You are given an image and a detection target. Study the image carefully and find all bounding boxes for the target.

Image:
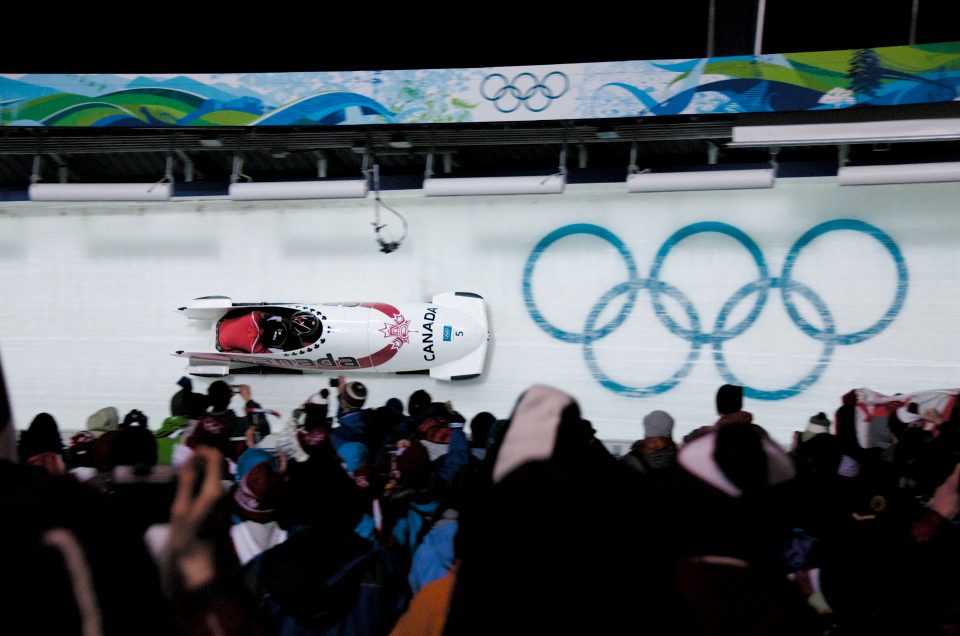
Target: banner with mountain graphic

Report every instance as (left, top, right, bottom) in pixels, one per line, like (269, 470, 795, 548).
(2, 42, 958, 127)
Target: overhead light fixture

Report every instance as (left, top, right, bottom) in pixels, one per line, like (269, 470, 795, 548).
(229, 179, 369, 200)
(595, 125, 620, 140)
(423, 174, 566, 196)
(837, 161, 960, 186)
(387, 134, 412, 149)
(626, 168, 775, 192)
(29, 182, 172, 201)
(198, 137, 224, 148)
(730, 118, 960, 147)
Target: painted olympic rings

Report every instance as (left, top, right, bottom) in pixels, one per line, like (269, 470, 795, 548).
(480, 71, 569, 113)
(522, 220, 908, 400)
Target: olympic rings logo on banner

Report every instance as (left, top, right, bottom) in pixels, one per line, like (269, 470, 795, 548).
(522, 220, 909, 401)
(480, 71, 569, 113)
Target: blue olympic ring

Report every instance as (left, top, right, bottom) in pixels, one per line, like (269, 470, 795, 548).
(522, 220, 909, 401)
(480, 71, 569, 113)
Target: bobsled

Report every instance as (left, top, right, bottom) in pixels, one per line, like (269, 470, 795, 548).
(175, 292, 489, 381)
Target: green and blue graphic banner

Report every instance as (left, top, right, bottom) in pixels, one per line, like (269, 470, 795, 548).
(2, 42, 958, 127)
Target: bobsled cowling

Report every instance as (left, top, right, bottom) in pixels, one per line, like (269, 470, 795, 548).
(175, 292, 488, 381)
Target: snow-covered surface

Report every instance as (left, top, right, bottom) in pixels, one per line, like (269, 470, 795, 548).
(1, 179, 957, 447)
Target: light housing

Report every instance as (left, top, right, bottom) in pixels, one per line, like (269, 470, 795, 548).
(228, 180, 369, 200)
(423, 174, 566, 196)
(626, 168, 775, 192)
(837, 161, 960, 186)
(730, 118, 960, 147)
(29, 183, 172, 201)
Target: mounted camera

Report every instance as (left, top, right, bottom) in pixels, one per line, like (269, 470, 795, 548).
(378, 237, 401, 254)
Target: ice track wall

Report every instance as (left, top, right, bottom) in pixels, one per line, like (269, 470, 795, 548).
(1, 179, 958, 446)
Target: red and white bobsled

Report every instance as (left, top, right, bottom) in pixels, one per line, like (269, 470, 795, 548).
(175, 292, 489, 381)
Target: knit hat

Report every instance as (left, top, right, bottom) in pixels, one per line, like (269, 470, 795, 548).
(801, 412, 831, 442)
(300, 398, 330, 431)
(207, 380, 233, 411)
(234, 462, 282, 523)
(236, 448, 275, 483)
(493, 385, 577, 484)
(807, 412, 830, 434)
(408, 389, 431, 416)
(678, 424, 795, 497)
(470, 411, 496, 448)
(643, 410, 674, 439)
(341, 381, 367, 409)
(716, 384, 743, 416)
(86, 406, 119, 438)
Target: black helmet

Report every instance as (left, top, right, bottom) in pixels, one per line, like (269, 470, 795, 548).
(290, 310, 321, 339)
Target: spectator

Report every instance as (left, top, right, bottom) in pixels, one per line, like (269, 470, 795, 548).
(208, 381, 271, 443)
(621, 409, 678, 476)
(243, 434, 407, 634)
(18, 412, 65, 475)
(442, 385, 674, 635)
(467, 411, 495, 461)
(715, 383, 753, 427)
(231, 458, 287, 565)
(331, 377, 379, 453)
(670, 423, 820, 635)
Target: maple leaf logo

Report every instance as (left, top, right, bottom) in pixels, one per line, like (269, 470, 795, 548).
(378, 313, 411, 351)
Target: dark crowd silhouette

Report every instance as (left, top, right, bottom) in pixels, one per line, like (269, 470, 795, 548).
(3, 367, 960, 636)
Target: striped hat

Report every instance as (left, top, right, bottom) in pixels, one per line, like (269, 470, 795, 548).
(341, 381, 367, 409)
(234, 462, 281, 522)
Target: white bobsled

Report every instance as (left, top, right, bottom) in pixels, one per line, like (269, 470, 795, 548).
(175, 292, 489, 381)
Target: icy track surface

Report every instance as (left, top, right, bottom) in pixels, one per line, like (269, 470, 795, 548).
(1, 180, 958, 447)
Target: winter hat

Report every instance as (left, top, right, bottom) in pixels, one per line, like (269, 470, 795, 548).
(801, 412, 832, 443)
(470, 412, 496, 448)
(408, 389, 432, 416)
(385, 397, 404, 415)
(807, 412, 831, 434)
(304, 388, 329, 408)
(236, 448, 275, 482)
(678, 424, 795, 498)
(341, 381, 367, 409)
(234, 462, 282, 523)
(185, 392, 210, 420)
(207, 381, 233, 411)
(643, 410, 674, 439)
(302, 402, 330, 432)
(493, 385, 576, 484)
(86, 406, 119, 438)
(716, 384, 743, 416)
(21, 413, 63, 458)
